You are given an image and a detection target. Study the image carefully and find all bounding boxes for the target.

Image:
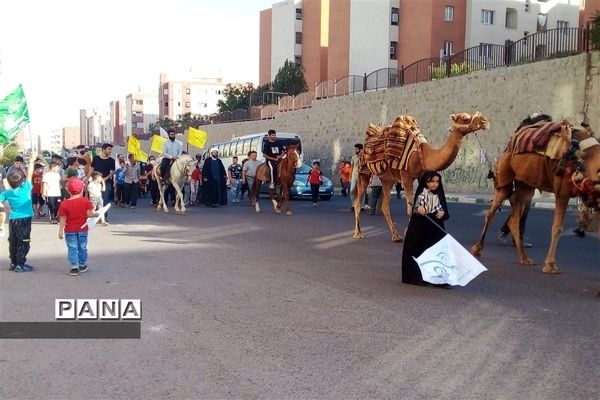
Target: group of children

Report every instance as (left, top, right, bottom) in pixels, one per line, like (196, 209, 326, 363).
(1, 151, 100, 276)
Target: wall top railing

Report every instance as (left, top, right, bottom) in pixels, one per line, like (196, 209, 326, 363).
(205, 25, 597, 124)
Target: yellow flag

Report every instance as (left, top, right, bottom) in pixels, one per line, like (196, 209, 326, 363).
(128, 135, 141, 154)
(188, 126, 207, 149)
(135, 149, 149, 163)
(151, 134, 167, 153)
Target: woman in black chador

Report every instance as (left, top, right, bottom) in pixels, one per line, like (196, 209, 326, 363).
(401, 171, 450, 286)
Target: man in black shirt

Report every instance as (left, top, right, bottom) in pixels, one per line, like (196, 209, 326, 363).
(262, 129, 286, 189)
(90, 143, 115, 218)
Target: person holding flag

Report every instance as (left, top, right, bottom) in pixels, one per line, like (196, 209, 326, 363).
(401, 171, 450, 288)
(160, 129, 182, 182)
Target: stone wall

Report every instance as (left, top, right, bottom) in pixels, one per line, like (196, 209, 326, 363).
(197, 53, 599, 193)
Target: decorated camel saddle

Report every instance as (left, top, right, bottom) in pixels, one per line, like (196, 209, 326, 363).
(504, 113, 572, 159)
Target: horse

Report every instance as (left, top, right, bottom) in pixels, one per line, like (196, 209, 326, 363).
(152, 154, 197, 214)
(249, 144, 302, 215)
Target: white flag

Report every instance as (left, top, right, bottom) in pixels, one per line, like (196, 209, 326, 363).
(414, 234, 487, 286)
(159, 127, 168, 138)
(81, 203, 111, 229)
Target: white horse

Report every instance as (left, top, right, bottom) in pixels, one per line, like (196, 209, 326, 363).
(153, 154, 196, 214)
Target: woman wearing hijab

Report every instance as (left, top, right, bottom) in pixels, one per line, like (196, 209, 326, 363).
(401, 171, 450, 287)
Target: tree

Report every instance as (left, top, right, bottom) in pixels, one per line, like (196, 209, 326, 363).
(271, 59, 308, 96)
(217, 83, 255, 112)
(0, 143, 20, 167)
(591, 11, 600, 49)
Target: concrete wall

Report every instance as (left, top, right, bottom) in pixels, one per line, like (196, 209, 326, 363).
(197, 52, 599, 193)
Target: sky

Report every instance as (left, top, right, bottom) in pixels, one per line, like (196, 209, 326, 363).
(0, 0, 276, 137)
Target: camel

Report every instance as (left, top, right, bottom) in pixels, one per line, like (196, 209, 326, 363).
(471, 117, 600, 273)
(353, 112, 490, 241)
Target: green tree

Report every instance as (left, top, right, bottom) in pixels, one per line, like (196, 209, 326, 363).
(0, 143, 20, 167)
(591, 11, 600, 49)
(217, 83, 255, 112)
(271, 59, 307, 96)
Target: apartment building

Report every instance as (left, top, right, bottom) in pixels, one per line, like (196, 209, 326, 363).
(62, 126, 80, 150)
(260, 0, 466, 89)
(125, 93, 159, 138)
(466, 0, 581, 48)
(580, 0, 600, 26)
(79, 108, 108, 146)
(158, 73, 226, 120)
(110, 100, 125, 146)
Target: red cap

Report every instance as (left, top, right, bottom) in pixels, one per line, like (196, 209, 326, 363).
(66, 178, 84, 194)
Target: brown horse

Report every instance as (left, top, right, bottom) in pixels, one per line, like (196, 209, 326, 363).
(250, 144, 302, 215)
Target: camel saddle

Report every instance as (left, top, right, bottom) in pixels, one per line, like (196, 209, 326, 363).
(506, 120, 570, 159)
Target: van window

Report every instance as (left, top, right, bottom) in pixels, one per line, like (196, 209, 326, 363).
(223, 143, 231, 157)
(242, 139, 251, 156)
(234, 141, 243, 156)
(250, 138, 260, 152)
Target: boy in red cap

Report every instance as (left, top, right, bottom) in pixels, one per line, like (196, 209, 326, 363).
(58, 178, 95, 276)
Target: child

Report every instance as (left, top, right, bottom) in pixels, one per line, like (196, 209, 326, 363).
(190, 163, 201, 206)
(307, 161, 323, 207)
(42, 162, 62, 223)
(58, 178, 95, 276)
(401, 171, 450, 288)
(115, 160, 125, 207)
(31, 163, 46, 218)
(88, 172, 108, 226)
(0, 151, 37, 272)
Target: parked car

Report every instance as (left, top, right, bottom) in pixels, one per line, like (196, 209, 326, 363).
(260, 163, 334, 200)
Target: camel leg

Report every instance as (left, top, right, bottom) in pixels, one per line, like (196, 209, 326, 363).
(172, 182, 185, 214)
(400, 172, 414, 218)
(510, 185, 535, 266)
(380, 180, 402, 242)
(471, 185, 512, 257)
(352, 173, 369, 239)
(543, 191, 570, 274)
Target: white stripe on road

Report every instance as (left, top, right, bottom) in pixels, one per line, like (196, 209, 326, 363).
(313, 227, 389, 250)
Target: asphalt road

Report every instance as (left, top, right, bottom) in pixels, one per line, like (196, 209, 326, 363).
(1, 194, 598, 400)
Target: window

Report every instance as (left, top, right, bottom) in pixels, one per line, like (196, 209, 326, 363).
(444, 6, 454, 21)
(177, 101, 181, 106)
(505, 8, 517, 29)
(135, 100, 143, 105)
(391, 7, 399, 25)
(479, 43, 494, 58)
(537, 13, 547, 32)
(294, 55, 301, 64)
(164, 102, 168, 107)
(557, 20, 569, 32)
(295, 8, 302, 20)
(295, 32, 302, 44)
(185, 102, 190, 107)
(185, 88, 190, 95)
(481, 9, 494, 25)
(390, 41, 397, 60)
(525, 0, 530, 12)
(243, 139, 251, 155)
(443, 41, 453, 57)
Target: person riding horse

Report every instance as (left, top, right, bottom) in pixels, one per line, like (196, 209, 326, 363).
(160, 129, 183, 183)
(262, 129, 287, 189)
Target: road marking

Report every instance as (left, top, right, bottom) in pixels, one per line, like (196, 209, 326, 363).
(313, 227, 389, 249)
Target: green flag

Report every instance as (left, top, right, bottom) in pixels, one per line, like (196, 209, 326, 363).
(0, 84, 30, 145)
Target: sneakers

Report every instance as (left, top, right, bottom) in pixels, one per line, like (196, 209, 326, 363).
(0, 228, 5, 238)
(9, 263, 16, 271)
(69, 268, 79, 276)
(14, 264, 33, 273)
(78, 265, 88, 273)
(129, 205, 136, 209)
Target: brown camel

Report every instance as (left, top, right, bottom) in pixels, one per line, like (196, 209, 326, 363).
(471, 119, 600, 273)
(353, 112, 490, 241)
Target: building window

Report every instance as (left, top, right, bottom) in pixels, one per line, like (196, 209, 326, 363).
(443, 41, 453, 57)
(177, 102, 180, 106)
(557, 20, 569, 32)
(185, 102, 190, 107)
(135, 100, 143, 105)
(185, 88, 190, 95)
(390, 41, 397, 60)
(537, 13, 548, 32)
(295, 31, 302, 44)
(391, 7, 399, 25)
(296, 8, 302, 20)
(164, 102, 168, 107)
(481, 9, 494, 25)
(479, 43, 494, 58)
(444, 6, 454, 22)
(505, 8, 517, 29)
(294, 55, 301, 64)
(525, 0, 530, 13)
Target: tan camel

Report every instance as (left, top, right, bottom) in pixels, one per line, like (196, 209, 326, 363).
(471, 119, 600, 273)
(353, 112, 490, 241)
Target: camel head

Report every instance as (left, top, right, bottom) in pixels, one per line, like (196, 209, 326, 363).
(451, 111, 490, 134)
(569, 125, 600, 210)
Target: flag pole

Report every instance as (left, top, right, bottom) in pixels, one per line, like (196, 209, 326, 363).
(407, 202, 449, 236)
(27, 124, 35, 153)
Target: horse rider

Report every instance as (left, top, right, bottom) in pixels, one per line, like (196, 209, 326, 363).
(160, 129, 183, 183)
(262, 129, 286, 189)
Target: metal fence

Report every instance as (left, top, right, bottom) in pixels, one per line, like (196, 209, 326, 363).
(205, 26, 596, 124)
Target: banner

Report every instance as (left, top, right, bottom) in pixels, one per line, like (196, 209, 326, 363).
(135, 149, 148, 163)
(414, 234, 487, 286)
(0, 84, 30, 145)
(127, 135, 141, 154)
(150, 134, 167, 153)
(187, 126, 207, 149)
